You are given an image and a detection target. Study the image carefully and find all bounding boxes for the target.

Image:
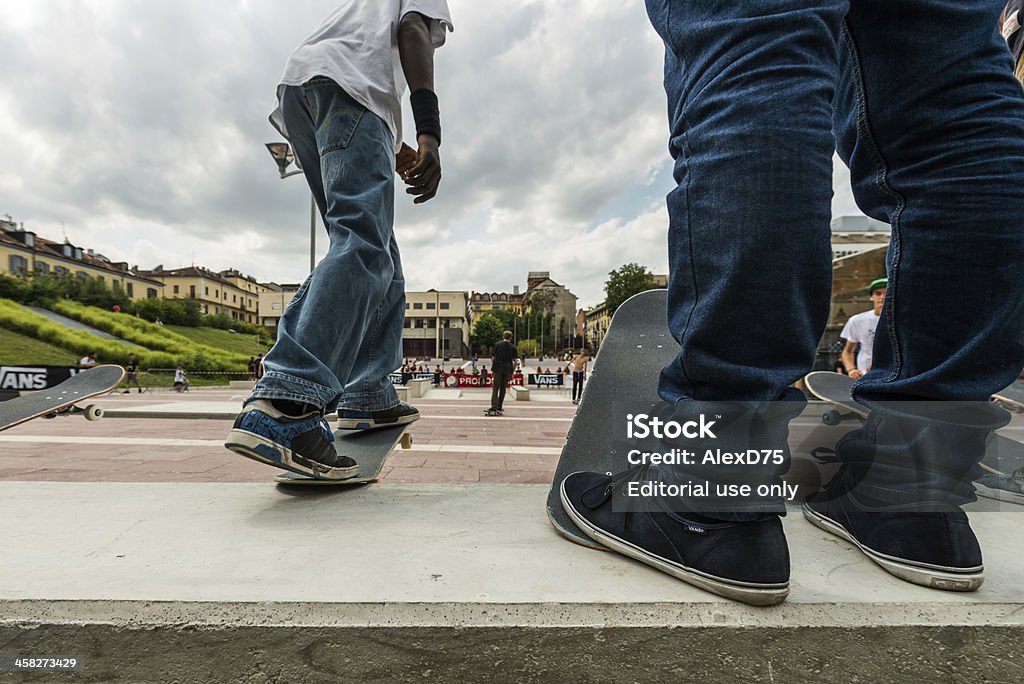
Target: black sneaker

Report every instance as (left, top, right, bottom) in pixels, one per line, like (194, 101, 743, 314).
(802, 474, 984, 591)
(974, 467, 1024, 505)
(337, 401, 420, 431)
(225, 400, 358, 479)
(560, 470, 790, 606)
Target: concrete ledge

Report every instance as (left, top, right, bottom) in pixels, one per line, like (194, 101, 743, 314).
(1, 483, 1022, 682)
(510, 385, 530, 401)
(407, 378, 431, 398)
(228, 380, 255, 390)
(395, 385, 410, 402)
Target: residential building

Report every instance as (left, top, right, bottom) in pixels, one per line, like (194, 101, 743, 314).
(404, 290, 471, 358)
(258, 283, 299, 335)
(137, 265, 264, 323)
(0, 217, 164, 300)
(469, 286, 525, 325)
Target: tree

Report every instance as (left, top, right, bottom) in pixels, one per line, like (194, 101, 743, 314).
(528, 288, 557, 351)
(604, 263, 655, 316)
(470, 314, 505, 354)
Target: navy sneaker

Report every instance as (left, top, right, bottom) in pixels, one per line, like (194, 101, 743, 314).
(337, 401, 420, 431)
(802, 473, 984, 592)
(226, 400, 358, 479)
(560, 470, 790, 606)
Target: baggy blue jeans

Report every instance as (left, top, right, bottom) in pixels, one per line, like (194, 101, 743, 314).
(646, 1, 1024, 517)
(250, 77, 404, 414)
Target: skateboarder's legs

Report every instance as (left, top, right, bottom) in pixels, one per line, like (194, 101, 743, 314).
(825, 0, 1024, 505)
(562, 0, 1024, 602)
(490, 373, 510, 411)
(225, 79, 413, 479)
(252, 79, 405, 415)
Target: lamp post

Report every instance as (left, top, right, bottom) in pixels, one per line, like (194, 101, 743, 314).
(266, 142, 317, 273)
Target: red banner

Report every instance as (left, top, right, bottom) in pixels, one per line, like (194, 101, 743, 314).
(447, 373, 525, 388)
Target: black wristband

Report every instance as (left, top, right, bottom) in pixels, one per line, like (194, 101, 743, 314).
(410, 88, 441, 146)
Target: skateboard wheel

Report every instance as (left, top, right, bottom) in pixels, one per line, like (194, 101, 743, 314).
(84, 405, 104, 421)
(822, 410, 842, 426)
(401, 433, 413, 449)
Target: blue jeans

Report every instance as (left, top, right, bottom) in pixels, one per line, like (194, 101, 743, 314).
(646, 1, 1024, 515)
(250, 78, 404, 414)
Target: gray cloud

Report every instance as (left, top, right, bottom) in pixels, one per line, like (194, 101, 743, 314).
(0, 0, 863, 305)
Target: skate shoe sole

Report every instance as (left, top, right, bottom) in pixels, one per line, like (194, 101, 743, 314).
(800, 503, 984, 592)
(560, 477, 789, 606)
(336, 412, 420, 431)
(973, 480, 1024, 506)
(225, 429, 358, 480)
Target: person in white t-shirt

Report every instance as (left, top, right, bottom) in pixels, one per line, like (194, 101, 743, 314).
(840, 278, 887, 380)
(227, 1, 454, 481)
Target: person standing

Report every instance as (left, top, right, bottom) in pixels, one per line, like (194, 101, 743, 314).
(226, 1, 454, 479)
(122, 353, 143, 393)
(487, 332, 517, 415)
(173, 365, 189, 393)
(840, 278, 887, 380)
(567, 349, 588, 405)
(559, 1, 1024, 605)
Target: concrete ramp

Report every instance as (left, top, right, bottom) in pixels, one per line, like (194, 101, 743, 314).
(1, 482, 1021, 681)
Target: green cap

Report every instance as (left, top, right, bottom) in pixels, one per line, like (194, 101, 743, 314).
(868, 277, 888, 294)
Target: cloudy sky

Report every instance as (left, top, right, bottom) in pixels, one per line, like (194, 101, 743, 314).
(0, 1, 862, 308)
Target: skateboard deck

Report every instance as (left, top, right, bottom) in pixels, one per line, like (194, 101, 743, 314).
(804, 371, 1024, 505)
(547, 289, 677, 550)
(991, 378, 1024, 413)
(274, 426, 412, 486)
(0, 365, 125, 433)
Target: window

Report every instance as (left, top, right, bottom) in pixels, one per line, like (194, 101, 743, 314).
(35, 261, 50, 274)
(147, 288, 158, 299)
(76, 271, 89, 280)
(127, 283, 134, 297)
(233, 295, 237, 303)
(405, 303, 411, 309)
(440, 303, 450, 310)
(8, 255, 28, 275)
(190, 285, 196, 297)
(427, 319, 437, 328)
(54, 265, 69, 276)
(413, 303, 423, 310)
(205, 287, 209, 295)
(403, 319, 411, 329)
(173, 285, 179, 295)
(426, 302, 436, 310)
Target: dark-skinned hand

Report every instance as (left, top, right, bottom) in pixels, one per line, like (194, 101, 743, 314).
(401, 134, 441, 204)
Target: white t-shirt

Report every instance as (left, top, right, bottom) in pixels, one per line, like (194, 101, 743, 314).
(174, 369, 186, 384)
(840, 309, 880, 372)
(270, 0, 453, 152)
(79, 356, 96, 367)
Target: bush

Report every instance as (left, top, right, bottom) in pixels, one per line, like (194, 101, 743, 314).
(130, 297, 202, 326)
(0, 298, 246, 371)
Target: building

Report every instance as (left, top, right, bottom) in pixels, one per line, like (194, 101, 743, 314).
(524, 272, 578, 350)
(469, 286, 525, 325)
(404, 290, 471, 359)
(0, 217, 164, 300)
(830, 215, 891, 260)
(137, 265, 265, 324)
(258, 283, 299, 335)
(583, 301, 611, 350)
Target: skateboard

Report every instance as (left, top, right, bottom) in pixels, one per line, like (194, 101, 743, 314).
(274, 426, 412, 486)
(547, 289, 678, 550)
(804, 371, 1024, 505)
(991, 378, 1024, 414)
(0, 365, 125, 433)
(483, 408, 503, 416)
